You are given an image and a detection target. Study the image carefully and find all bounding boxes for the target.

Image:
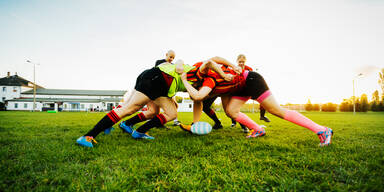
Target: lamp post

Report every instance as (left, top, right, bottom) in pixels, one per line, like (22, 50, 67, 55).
(353, 73, 363, 115)
(26, 60, 39, 112)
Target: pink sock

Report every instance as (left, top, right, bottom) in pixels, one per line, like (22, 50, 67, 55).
(284, 110, 326, 133)
(235, 113, 264, 132)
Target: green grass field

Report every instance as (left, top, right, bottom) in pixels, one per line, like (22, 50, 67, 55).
(1, 111, 384, 191)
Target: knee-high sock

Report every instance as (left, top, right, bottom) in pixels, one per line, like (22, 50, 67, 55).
(231, 118, 237, 125)
(124, 112, 147, 126)
(284, 110, 326, 133)
(85, 110, 121, 138)
(204, 108, 221, 124)
(235, 113, 264, 132)
(260, 107, 266, 118)
(136, 114, 167, 133)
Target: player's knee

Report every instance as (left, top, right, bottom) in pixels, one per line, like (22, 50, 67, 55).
(225, 108, 238, 119)
(267, 107, 284, 118)
(164, 111, 177, 121)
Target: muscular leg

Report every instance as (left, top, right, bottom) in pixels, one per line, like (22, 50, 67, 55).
(135, 97, 177, 134)
(121, 101, 159, 127)
(224, 98, 265, 133)
(202, 96, 223, 129)
(84, 90, 151, 138)
(260, 94, 326, 133)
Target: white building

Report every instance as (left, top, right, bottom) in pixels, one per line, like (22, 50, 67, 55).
(6, 89, 125, 112)
(177, 98, 193, 112)
(1, 72, 125, 111)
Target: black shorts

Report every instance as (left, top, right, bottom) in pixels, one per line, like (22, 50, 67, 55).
(134, 67, 169, 100)
(235, 71, 269, 100)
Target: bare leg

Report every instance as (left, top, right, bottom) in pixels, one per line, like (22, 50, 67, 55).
(135, 97, 177, 134)
(260, 94, 326, 134)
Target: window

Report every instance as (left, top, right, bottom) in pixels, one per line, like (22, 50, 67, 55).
(15, 103, 18, 108)
(64, 104, 67, 109)
(189, 104, 192, 108)
(81, 104, 85, 109)
(2, 97, 5, 102)
(2, 87, 6, 92)
(24, 103, 28, 108)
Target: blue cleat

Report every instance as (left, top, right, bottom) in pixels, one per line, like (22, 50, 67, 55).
(131, 130, 155, 140)
(76, 136, 97, 147)
(104, 127, 115, 135)
(119, 121, 134, 134)
(317, 127, 333, 147)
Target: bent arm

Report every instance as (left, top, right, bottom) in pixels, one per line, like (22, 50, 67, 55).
(210, 56, 241, 74)
(181, 76, 212, 101)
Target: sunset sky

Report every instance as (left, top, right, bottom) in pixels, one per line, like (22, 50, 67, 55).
(0, 0, 383, 104)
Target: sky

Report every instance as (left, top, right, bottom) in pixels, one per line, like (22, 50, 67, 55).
(0, 0, 383, 104)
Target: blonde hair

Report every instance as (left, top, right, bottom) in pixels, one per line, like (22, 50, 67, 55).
(237, 54, 246, 61)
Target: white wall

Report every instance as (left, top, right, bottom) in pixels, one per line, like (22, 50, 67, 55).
(0, 86, 21, 102)
(178, 99, 193, 112)
(6, 101, 43, 111)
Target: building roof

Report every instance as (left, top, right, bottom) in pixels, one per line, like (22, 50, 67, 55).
(6, 97, 122, 103)
(22, 88, 126, 96)
(0, 74, 43, 88)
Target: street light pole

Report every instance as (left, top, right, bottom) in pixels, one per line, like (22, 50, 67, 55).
(26, 60, 39, 112)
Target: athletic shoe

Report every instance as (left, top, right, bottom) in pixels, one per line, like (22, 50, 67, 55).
(212, 123, 223, 130)
(260, 116, 271, 123)
(246, 129, 266, 138)
(104, 127, 114, 135)
(317, 127, 333, 147)
(242, 127, 250, 133)
(231, 122, 236, 128)
(179, 123, 192, 133)
(131, 130, 155, 139)
(119, 121, 133, 134)
(76, 136, 97, 147)
(173, 120, 181, 126)
(246, 125, 266, 138)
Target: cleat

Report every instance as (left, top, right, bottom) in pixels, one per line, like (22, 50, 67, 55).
(246, 125, 266, 138)
(242, 127, 250, 133)
(119, 121, 134, 134)
(76, 136, 97, 147)
(212, 123, 223, 130)
(104, 127, 114, 135)
(131, 130, 155, 139)
(179, 123, 192, 133)
(231, 122, 236, 128)
(260, 116, 271, 122)
(317, 127, 333, 147)
(173, 120, 181, 126)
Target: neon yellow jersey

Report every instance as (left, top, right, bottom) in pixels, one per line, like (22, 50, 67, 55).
(158, 63, 194, 97)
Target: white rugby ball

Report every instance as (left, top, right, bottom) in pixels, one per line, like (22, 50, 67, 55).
(191, 122, 212, 135)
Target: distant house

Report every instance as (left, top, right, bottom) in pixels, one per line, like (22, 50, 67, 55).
(177, 98, 193, 112)
(1, 72, 125, 111)
(0, 72, 43, 104)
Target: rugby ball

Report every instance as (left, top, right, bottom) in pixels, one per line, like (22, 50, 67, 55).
(191, 122, 212, 135)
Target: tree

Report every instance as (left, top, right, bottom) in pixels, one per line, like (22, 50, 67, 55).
(175, 96, 183, 103)
(360, 94, 369, 112)
(370, 90, 380, 111)
(340, 99, 353, 112)
(313, 104, 320, 111)
(305, 99, 313, 111)
(379, 68, 384, 95)
(321, 103, 337, 112)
